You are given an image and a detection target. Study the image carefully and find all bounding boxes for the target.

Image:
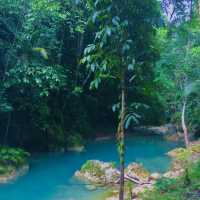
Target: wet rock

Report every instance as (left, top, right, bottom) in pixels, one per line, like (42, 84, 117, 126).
(133, 124, 177, 136)
(163, 169, 184, 179)
(150, 172, 162, 180)
(85, 184, 97, 191)
(0, 165, 29, 184)
(132, 184, 153, 196)
(167, 148, 187, 158)
(67, 145, 85, 152)
(125, 163, 150, 183)
(75, 160, 119, 185)
(165, 134, 180, 141)
(106, 196, 118, 200)
(95, 136, 112, 141)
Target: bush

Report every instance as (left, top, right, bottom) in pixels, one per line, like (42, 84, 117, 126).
(141, 160, 200, 200)
(81, 160, 104, 177)
(0, 147, 30, 167)
(67, 134, 84, 148)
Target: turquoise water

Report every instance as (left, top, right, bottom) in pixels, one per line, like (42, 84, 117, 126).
(0, 134, 181, 200)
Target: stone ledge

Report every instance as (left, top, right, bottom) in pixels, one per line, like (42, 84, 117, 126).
(0, 165, 29, 184)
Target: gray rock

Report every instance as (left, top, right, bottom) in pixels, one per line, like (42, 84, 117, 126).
(75, 160, 119, 185)
(133, 124, 177, 136)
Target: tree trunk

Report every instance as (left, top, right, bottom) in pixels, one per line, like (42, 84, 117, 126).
(181, 100, 190, 148)
(189, 0, 193, 19)
(198, 0, 200, 17)
(75, 33, 84, 86)
(3, 112, 11, 146)
(118, 73, 126, 200)
(195, 0, 200, 17)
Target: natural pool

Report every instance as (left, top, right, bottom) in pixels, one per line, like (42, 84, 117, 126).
(0, 134, 182, 200)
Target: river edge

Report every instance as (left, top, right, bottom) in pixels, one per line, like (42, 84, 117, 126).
(73, 139, 200, 200)
(0, 131, 184, 200)
(99, 140, 200, 200)
(0, 165, 29, 184)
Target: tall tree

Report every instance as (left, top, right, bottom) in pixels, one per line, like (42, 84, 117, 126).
(155, 20, 200, 147)
(82, 0, 159, 199)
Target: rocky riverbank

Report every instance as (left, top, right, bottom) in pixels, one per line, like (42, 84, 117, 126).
(132, 124, 183, 142)
(0, 165, 29, 184)
(74, 140, 200, 200)
(74, 160, 161, 199)
(0, 147, 30, 184)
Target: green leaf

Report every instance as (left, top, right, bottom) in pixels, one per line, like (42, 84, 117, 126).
(128, 63, 134, 71)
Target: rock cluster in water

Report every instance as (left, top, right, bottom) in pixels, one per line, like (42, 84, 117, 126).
(75, 160, 161, 200)
(75, 160, 160, 187)
(75, 160, 119, 185)
(75, 140, 200, 200)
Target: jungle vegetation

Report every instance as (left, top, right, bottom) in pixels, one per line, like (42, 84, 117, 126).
(0, 0, 200, 199)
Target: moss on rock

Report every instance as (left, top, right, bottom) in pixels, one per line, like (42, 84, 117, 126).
(0, 147, 30, 183)
(75, 160, 118, 185)
(126, 163, 150, 182)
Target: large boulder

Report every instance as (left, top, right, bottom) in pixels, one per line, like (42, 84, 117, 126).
(75, 160, 119, 185)
(125, 163, 150, 183)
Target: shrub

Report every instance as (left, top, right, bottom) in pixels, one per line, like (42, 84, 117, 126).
(0, 147, 30, 167)
(141, 160, 200, 200)
(67, 134, 84, 148)
(81, 160, 104, 177)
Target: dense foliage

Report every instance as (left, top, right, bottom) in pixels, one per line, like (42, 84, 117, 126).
(0, 0, 163, 152)
(0, 146, 29, 175)
(155, 19, 200, 136)
(1, 0, 200, 200)
(0, 0, 199, 151)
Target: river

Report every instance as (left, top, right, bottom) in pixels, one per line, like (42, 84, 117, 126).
(0, 133, 181, 200)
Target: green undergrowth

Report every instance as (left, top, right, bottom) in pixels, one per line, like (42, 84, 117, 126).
(81, 160, 104, 177)
(67, 134, 85, 148)
(80, 160, 116, 177)
(141, 160, 200, 200)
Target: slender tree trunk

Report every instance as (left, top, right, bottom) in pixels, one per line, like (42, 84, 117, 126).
(181, 100, 190, 148)
(75, 33, 84, 86)
(3, 112, 11, 146)
(118, 72, 126, 200)
(189, 0, 193, 19)
(198, 0, 200, 17)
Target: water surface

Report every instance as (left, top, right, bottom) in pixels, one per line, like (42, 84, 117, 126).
(0, 134, 181, 200)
